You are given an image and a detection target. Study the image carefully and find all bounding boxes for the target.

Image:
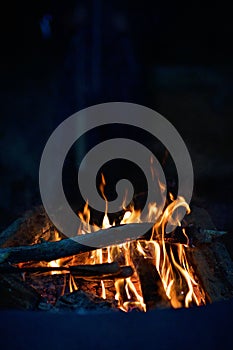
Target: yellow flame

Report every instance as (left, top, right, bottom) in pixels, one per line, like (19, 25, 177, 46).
(74, 175, 205, 310)
(26, 171, 205, 310)
(48, 259, 62, 275)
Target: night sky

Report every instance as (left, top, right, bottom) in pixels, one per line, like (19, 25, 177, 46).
(0, 0, 232, 231)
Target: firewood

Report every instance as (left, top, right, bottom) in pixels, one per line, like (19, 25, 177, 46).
(0, 262, 133, 280)
(185, 206, 233, 302)
(0, 223, 158, 264)
(0, 273, 42, 310)
(69, 262, 119, 276)
(0, 206, 52, 248)
(130, 242, 171, 310)
(79, 266, 134, 280)
(55, 290, 118, 312)
(0, 222, 228, 265)
(0, 218, 26, 247)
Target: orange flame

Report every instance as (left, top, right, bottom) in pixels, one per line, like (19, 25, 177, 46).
(74, 174, 205, 311)
(21, 170, 205, 310)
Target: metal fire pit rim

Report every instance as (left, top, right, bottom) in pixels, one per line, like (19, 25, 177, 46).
(1, 298, 233, 350)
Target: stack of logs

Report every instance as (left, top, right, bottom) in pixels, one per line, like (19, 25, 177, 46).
(0, 205, 233, 312)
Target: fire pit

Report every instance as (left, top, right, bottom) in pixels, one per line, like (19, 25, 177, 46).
(1, 171, 233, 350)
(1, 180, 233, 314)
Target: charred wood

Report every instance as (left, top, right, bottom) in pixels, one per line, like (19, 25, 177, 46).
(186, 206, 233, 302)
(55, 290, 118, 313)
(0, 273, 42, 310)
(0, 262, 133, 280)
(0, 206, 52, 248)
(130, 242, 171, 310)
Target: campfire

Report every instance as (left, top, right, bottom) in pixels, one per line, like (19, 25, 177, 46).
(0, 175, 232, 313)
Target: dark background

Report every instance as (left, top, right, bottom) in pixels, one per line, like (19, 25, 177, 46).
(0, 1, 232, 239)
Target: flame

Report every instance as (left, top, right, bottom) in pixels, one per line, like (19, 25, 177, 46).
(121, 209, 141, 224)
(69, 274, 79, 293)
(102, 175, 204, 310)
(75, 174, 205, 311)
(21, 169, 206, 310)
(47, 230, 63, 275)
(48, 259, 61, 275)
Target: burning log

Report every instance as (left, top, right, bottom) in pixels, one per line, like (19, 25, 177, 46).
(0, 223, 227, 265)
(135, 258, 171, 310)
(185, 206, 233, 302)
(130, 242, 171, 310)
(0, 262, 134, 280)
(0, 223, 151, 264)
(81, 266, 134, 281)
(0, 206, 52, 248)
